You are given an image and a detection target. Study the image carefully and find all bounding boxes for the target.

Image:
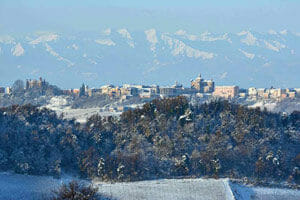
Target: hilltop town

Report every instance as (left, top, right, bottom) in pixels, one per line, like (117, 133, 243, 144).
(0, 74, 299, 117)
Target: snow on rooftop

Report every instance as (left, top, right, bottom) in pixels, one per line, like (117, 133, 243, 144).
(11, 43, 25, 56)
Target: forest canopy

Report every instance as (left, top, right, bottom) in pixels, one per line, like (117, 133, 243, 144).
(0, 97, 299, 186)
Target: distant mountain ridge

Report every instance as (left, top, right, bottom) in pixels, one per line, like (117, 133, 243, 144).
(0, 28, 299, 88)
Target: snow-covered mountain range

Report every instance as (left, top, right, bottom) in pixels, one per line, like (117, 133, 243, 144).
(1, 28, 299, 88)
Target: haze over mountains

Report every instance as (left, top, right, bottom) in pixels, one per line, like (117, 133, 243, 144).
(1, 28, 300, 88)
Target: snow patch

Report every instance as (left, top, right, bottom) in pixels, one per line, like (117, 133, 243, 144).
(1, 172, 300, 200)
(47, 96, 69, 108)
(230, 181, 300, 200)
(29, 33, 59, 45)
(145, 29, 158, 52)
(264, 40, 286, 52)
(239, 31, 258, 46)
(280, 29, 288, 35)
(0, 172, 75, 200)
(95, 178, 235, 200)
(102, 28, 111, 36)
(161, 34, 214, 60)
(175, 29, 186, 36)
(117, 28, 135, 48)
(237, 30, 248, 36)
(72, 44, 79, 50)
(88, 59, 97, 65)
(45, 43, 74, 67)
(199, 32, 231, 43)
(0, 35, 15, 44)
(249, 101, 277, 111)
(95, 39, 116, 46)
(263, 62, 272, 67)
(117, 28, 132, 40)
(239, 49, 255, 59)
(175, 30, 231, 43)
(268, 30, 277, 35)
(220, 72, 228, 79)
(11, 43, 24, 56)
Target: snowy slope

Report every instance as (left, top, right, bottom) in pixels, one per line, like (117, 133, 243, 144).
(1, 29, 300, 88)
(95, 178, 235, 200)
(0, 172, 75, 200)
(1, 172, 300, 200)
(43, 96, 121, 123)
(230, 182, 300, 200)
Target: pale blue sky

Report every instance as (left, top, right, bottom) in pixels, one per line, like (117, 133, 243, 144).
(1, 0, 300, 33)
(2, 0, 298, 8)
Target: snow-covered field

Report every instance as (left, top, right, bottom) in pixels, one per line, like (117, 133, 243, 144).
(0, 172, 75, 200)
(94, 178, 234, 200)
(1, 172, 300, 200)
(43, 96, 121, 123)
(248, 101, 277, 111)
(230, 182, 300, 200)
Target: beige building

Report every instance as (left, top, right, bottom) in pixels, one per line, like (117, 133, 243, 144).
(269, 88, 285, 99)
(257, 88, 266, 98)
(213, 86, 239, 99)
(26, 77, 46, 90)
(248, 87, 257, 96)
(191, 74, 214, 93)
(6, 87, 11, 94)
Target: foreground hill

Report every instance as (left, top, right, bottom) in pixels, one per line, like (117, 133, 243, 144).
(0, 172, 300, 200)
(0, 97, 299, 186)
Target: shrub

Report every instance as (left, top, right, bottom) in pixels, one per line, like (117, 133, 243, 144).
(51, 180, 103, 200)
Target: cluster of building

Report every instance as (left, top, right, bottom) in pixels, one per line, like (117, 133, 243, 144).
(247, 87, 299, 100)
(25, 77, 47, 90)
(1, 75, 299, 101)
(66, 74, 299, 101)
(0, 78, 48, 95)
